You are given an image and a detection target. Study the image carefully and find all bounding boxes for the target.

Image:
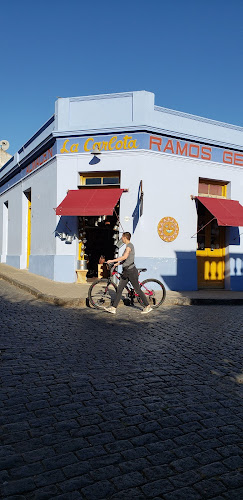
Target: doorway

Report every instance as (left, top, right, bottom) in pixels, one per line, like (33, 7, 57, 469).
(78, 212, 120, 279)
(196, 202, 225, 288)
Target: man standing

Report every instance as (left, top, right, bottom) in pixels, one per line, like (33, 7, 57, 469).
(104, 232, 152, 315)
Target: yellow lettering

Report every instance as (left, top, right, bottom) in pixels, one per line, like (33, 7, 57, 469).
(102, 141, 108, 151)
(70, 143, 79, 153)
(60, 139, 70, 153)
(108, 136, 117, 150)
(123, 135, 132, 149)
(84, 138, 94, 152)
(128, 139, 138, 149)
(115, 140, 123, 150)
(93, 142, 101, 151)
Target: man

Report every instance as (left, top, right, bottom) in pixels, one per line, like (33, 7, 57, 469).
(104, 232, 153, 315)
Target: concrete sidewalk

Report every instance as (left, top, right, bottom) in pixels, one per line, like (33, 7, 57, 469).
(1, 263, 243, 307)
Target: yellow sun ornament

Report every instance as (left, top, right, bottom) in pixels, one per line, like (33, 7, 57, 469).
(157, 217, 179, 242)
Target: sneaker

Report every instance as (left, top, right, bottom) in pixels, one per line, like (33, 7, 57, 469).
(141, 305, 153, 315)
(104, 306, 116, 314)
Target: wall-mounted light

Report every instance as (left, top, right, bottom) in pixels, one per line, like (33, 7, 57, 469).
(93, 145, 101, 155)
(89, 145, 101, 165)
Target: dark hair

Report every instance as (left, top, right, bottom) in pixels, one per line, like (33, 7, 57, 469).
(123, 232, 131, 241)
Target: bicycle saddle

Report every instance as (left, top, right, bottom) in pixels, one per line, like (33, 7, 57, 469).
(137, 268, 147, 272)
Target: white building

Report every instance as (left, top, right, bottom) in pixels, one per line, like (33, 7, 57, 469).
(1, 91, 243, 290)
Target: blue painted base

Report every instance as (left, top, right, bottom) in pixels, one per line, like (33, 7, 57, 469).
(135, 254, 198, 291)
(4, 252, 243, 290)
(54, 255, 76, 283)
(6, 256, 21, 268)
(228, 254, 243, 290)
(29, 255, 76, 282)
(29, 255, 55, 280)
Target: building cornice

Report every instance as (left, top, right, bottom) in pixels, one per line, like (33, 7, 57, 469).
(52, 126, 243, 152)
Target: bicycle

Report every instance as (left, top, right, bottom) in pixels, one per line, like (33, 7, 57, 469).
(88, 264, 166, 310)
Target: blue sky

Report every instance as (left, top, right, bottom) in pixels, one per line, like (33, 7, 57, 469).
(1, 0, 243, 155)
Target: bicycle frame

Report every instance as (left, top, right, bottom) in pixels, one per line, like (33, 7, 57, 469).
(110, 267, 153, 302)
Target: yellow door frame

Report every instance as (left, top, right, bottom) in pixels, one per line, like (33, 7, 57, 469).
(197, 180, 227, 289)
(27, 195, 31, 268)
(196, 209, 225, 288)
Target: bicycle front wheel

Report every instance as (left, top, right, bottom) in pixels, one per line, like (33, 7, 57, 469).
(138, 279, 166, 308)
(88, 279, 117, 309)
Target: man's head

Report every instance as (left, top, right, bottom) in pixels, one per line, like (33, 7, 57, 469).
(122, 232, 131, 243)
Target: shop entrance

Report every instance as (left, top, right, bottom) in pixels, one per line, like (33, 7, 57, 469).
(78, 213, 120, 279)
(196, 202, 225, 288)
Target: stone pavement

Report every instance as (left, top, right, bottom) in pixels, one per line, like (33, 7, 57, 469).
(1, 263, 243, 307)
(0, 279, 242, 499)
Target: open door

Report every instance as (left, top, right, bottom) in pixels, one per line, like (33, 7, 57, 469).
(197, 203, 225, 288)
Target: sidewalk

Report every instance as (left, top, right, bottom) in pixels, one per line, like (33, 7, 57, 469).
(1, 262, 243, 307)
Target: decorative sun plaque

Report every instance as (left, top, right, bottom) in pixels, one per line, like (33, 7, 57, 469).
(157, 217, 179, 242)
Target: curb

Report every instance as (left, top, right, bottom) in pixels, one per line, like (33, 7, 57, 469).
(0, 272, 87, 308)
(1, 271, 243, 307)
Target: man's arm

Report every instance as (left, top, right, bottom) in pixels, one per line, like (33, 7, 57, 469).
(107, 247, 131, 265)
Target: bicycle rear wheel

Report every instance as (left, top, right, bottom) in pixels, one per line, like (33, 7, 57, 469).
(88, 279, 117, 309)
(138, 279, 166, 308)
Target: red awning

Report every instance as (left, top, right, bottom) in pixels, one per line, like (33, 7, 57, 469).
(196, 196, 243, 227)
(56, 188, 124, 216)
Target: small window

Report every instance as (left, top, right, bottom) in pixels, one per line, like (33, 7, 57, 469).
(85, 177, 101, 185)
(198, 179, 227, 198)
(103, 177, 120, 185)
(79, 171, 120, 187)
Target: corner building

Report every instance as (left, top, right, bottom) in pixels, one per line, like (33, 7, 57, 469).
(1, 91, 243, 290)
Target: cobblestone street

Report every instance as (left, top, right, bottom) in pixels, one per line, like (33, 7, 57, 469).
(0, 279, 242, 500)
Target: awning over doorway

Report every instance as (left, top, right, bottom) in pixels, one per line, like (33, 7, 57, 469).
(196, 196, 243, 227)
(55, 188, 124, 216)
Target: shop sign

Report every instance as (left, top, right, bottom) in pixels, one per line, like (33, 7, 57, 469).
(58, 134, 140, 154)
(25, 148, 54, 174)
(149, 135, 243, 167)
(57, 133, 243, 168)
(0, 145, 56, 195)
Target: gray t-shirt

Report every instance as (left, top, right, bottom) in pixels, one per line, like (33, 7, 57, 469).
(123, 242, 135, 269)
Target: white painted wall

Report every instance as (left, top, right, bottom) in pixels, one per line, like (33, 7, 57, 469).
(22, 159, 57, 257)
(60, 149, 243, 262)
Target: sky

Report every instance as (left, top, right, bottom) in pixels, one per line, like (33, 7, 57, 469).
(1, 0, 243, 155)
